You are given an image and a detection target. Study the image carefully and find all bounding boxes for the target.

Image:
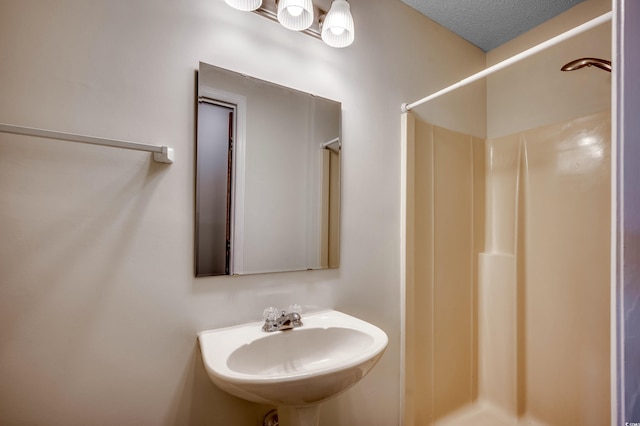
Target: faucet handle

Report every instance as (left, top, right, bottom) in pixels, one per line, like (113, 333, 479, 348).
(287, 304, 303, 328)
(288, 304, 302, 315)
(263, 307, 280, 322)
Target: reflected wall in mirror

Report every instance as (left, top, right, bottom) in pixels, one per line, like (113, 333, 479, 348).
(196, 62, 341, 276)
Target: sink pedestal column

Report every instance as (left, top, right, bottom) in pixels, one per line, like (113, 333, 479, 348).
(278, 405, 321, 426)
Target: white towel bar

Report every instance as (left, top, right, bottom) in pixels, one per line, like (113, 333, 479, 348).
(0, 123, 174, 164)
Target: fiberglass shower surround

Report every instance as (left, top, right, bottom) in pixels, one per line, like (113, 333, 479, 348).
(402, 9, 612, 426)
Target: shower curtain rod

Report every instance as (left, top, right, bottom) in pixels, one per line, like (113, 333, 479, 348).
(401, 11, 612, 112)
(0, 123, 174, 163)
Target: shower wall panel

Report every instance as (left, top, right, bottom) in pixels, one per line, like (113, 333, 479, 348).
(409, 116, 434, 426)
(432, 126, 476, 418)
(405, 116, 485, 425)
(518, 111, 611, 425)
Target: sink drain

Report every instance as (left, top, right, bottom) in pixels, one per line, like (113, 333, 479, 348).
(263, 409, 278, 426)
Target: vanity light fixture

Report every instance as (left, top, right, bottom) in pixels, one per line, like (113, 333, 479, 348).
(225, 0, 262, 12)
(225, 0, 355, 48)
(277, 0, 314, 30)
(321, 0, 354, 48)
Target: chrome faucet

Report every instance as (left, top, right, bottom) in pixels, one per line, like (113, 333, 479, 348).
(262, 305, 303, 332)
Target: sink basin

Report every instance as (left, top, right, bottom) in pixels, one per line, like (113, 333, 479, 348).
(198, 309, 388, 411)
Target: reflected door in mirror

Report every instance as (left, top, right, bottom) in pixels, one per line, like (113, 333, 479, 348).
(196, 102, 234, 276)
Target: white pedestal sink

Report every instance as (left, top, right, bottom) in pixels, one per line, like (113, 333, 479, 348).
(198, 309, 388, 426)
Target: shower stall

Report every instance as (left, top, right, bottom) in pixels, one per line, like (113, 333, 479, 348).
(402, 10, 613, 426)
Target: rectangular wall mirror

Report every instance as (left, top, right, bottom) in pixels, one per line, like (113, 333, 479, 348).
(196, 62, 341, 276)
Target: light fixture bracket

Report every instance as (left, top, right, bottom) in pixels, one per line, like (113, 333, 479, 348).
(253, 0, 327, 40)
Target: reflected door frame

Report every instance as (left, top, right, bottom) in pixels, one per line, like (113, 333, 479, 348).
(198, 86, 248, 275)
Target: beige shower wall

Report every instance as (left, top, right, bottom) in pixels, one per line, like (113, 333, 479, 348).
(482, 110, 611, 425)
(404, 110, 611, 425)
(403, 113, 485, 425)
(513, 111, 611, 425)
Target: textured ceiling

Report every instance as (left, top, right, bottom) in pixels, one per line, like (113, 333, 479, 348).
(401, 0, 586, 52)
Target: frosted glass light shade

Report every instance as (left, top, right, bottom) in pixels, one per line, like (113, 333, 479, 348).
(321, 0, 354, 48)
(225, 0, 262, 12)
(277, 0, 314, 31)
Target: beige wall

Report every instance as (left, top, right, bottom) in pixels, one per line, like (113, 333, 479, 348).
(0, 0, 485, 425)
(487, 0, 612, 139)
